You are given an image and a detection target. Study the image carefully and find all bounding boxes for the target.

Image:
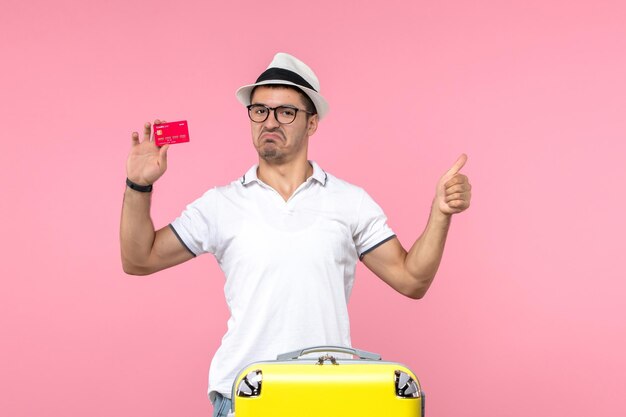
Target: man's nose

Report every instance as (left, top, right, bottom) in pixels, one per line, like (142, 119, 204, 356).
(263, 109, 281, 128)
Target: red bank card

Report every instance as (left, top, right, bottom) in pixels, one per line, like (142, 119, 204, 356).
(154, 120, 190, 146)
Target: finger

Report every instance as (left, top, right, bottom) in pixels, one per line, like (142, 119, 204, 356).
(131, 131, 139, 146)
(446, 199, 470, 210)
(446, 153, 468, 176)
(445, 182, 471, 194)
(158, 145, 169, 169)
(143, 122, 151, 142)
(445, 192, 470, 203)
(154, 119, 166, 125)
(444, 174, 469, 189)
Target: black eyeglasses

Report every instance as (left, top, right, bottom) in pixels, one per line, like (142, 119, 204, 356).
(246, 104, 313, 124)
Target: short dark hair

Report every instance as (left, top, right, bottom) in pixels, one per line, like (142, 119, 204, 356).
(250, 84, 317, 115)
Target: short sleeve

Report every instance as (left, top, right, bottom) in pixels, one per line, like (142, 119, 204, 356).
(353, 190, 396, 260)
(169, 189, 219, 256)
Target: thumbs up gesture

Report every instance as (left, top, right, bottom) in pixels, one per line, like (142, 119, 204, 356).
(435, 154, 472, 216)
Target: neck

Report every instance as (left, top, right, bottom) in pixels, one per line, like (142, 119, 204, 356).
(257, 158, 313, 201)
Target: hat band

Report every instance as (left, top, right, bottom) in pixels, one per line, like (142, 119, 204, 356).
(255, 67, 317, 92)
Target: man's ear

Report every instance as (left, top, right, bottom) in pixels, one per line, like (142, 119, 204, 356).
(307, 114, 319, 136)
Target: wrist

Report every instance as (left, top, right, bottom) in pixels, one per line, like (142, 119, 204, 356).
(430, 201, 452, 225)
(126, 178, 153, 193)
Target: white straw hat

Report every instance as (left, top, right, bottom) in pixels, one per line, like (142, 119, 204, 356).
(236, 52, 329, 119)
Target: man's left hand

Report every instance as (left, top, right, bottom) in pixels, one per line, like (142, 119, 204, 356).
(435, 154, 472, 216)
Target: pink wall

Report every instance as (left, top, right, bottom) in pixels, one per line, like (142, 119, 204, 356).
(2, 0, 625, 416)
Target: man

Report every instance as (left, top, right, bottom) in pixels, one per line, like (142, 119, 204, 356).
(120, 53, 471, 417)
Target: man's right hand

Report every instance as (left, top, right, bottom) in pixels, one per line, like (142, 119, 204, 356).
(127, 119, 170, 186)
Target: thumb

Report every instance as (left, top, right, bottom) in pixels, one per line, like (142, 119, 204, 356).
(445, 153, 468, 176)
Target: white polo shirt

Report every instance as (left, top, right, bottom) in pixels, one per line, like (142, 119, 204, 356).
(170, 161, 395, 399)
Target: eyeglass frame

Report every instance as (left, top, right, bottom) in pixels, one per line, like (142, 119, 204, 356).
(246, 103, 314, 125)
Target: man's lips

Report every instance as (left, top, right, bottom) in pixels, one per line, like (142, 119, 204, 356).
(260, 132, 284, 142)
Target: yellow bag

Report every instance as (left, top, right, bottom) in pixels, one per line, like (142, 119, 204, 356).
(232, 346, 424, 416)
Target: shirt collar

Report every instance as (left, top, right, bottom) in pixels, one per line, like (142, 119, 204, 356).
(241, 160, 328, 186)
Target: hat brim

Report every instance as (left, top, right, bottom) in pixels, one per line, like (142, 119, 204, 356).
(236, 80, 329, 120)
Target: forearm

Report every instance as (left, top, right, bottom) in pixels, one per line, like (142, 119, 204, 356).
(404, 203, 452, 294)
(364, 155, 470, 299)
(120, 187, 157, 274)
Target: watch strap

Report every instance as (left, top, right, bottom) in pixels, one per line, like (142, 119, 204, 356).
(126, 178, 153, 193)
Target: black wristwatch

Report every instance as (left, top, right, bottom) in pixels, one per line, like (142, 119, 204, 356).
(126, 178, 153, 193)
